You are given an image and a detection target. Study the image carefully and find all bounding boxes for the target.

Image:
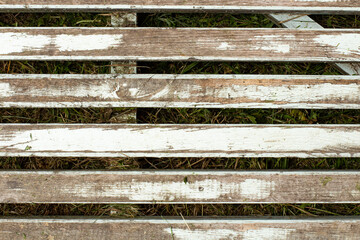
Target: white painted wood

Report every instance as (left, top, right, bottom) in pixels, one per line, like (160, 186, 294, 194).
(0, 124, 359, 157)
(0, 4, 359, 14)
(1, 27, 360, 62)
(1, 170, 359, 204)
(0, 217, 359, 240)
(0, 74, 359, 109)
(268, 13, 360, 75)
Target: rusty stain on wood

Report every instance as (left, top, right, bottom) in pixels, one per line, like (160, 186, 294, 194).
(0, 28, 360, 62)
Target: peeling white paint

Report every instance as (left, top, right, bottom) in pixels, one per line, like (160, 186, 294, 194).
(313, 34, 360, 55)
(70, 179, 238, 201)
(55, 34, 123, 52)
(0, 82, 15, 97)
(240, 179, 275, 200)
(1, 125, 359, 158)
(216, 42, 236, 51)
(0, 5, 358, 14)
(251, 35, 295, 54)
(0, 32, 50, 54)
(0, 81, 120, 100)
(165, 228, 240, 240)
(0, 32, 123, 55)
(243, 228, 296, 240)
(65, 178, 275, 201)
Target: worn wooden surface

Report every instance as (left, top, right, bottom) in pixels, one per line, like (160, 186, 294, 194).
(0, 124, 359, 157)
(0, 0, 359, 13)
(1, 170, 360, 204)
(0, 218, 360, 240)
(268, 13, 360, 75)
(1, 28, 360, 62)
(1, 74, 360, 108)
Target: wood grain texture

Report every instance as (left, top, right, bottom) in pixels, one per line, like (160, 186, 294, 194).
(1, 74, 360, 109)
(1, 171, 360, 204)
(0, 217, 359, 240)
(267, 14, 360, 75)
(0, 124, 359, 158)
(0, 0, 359, 13)
(1, 28, 360, 62)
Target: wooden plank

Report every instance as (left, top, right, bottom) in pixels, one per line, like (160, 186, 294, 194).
(268, 14, 360, 75)
(0, 124, 359, 158)
(1, 28, 360, 62)
(0, 217, 359, 240)
(1, 170, 360, 204)
(1, 74, 360, 109)
(0, 0, 359, 14)
(110, 13, 138, 123)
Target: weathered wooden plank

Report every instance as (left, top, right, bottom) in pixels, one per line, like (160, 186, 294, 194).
(0, 0, 359, 14)
(0, 217, 359, 240)
(1, 74, 360, 109)
(0, 124, 359, 157)
(268, 14, 360, 75)
(1, 170, 360, 204)
(1, 28, 360, 62)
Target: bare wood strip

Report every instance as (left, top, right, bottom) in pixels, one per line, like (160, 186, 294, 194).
(1, 28, 360, 62)
(1, 170, 360, 204)
(0, 217, 359, 240)
(0, 124, 359, 157)
(1, 74, 360, 109)
(0, 0, 359, 13)
(268, 14, 360, 75)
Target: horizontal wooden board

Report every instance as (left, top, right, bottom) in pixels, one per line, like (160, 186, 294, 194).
(0, 217, 359, 240)
(1, 28, 360, 62)
(1, 170, 360, 204)
(0, 124, 359, 158)
(0, 0, 359, 14)
(1, 74, 360, 109)
(267, 14, 360, 75)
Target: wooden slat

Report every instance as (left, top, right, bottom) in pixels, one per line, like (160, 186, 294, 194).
(0, 0, 359, 14)
(268, 14, 360, 75)
(1, 28, 360, 62)
(1, 171, 360, 204)
(0, 217, 359, 239)
(1, 74, 360, 109)
(1, 124, 359, 158)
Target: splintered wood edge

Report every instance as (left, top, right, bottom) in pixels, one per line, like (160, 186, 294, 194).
(1, 170, 359, 204)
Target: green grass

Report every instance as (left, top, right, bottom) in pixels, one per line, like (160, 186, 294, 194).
(0, 12, 359, 217)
